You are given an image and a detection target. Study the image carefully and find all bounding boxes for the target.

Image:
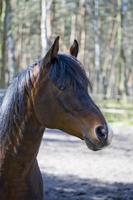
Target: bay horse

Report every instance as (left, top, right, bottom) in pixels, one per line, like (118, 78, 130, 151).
(0, 37, 113, 200)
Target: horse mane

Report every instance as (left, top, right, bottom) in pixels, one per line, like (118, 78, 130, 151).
(0, 64, 36, 145)
(0, 96, 4, 106)
(49, 54, 91, 91)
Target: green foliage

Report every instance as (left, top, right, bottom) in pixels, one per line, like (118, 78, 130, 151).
(97, 99, 133, 125)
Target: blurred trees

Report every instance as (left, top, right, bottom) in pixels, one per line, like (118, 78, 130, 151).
(0, 0, 132, 100)
(2, 0, 16, 87)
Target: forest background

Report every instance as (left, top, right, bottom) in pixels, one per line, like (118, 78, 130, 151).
(0, 0, 133, 123)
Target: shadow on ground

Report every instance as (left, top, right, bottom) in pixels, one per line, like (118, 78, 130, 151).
(42, 173, 133, 200)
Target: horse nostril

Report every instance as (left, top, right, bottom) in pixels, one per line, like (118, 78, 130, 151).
(95, 126, 107, 141)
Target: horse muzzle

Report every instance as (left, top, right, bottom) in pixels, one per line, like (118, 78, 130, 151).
(84, 124, 113, 151)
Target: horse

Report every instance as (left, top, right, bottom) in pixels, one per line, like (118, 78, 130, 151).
(0, 37, 113, 200)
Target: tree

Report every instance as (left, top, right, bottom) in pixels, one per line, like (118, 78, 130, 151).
(1, 0, 16, 87)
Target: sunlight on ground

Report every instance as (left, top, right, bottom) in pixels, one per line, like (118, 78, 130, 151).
(38, 124, 133, 183)
(37, 124, 133, 199)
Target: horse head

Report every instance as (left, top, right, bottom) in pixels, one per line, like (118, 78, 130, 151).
(32, 37, 113, 151)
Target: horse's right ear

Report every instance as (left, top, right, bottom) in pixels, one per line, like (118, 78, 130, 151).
(42, 36, 60, 69)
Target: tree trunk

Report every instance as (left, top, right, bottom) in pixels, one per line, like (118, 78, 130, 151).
(0, 1, 6, 87)
(94, 0, 100, 94)
(41, 0, 54, 56)
(1, 0, 16, 87)
(70, 14, 76, 44)
(122, 0, 130, 96)
(41, 0, 48, 56)
(0, 0, 2, 20)
(0, 0, 3, 79)
(79, 0, 86, 65)
(70, 1, 79, 45)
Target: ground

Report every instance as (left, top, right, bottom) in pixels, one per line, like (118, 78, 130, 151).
(37, 124, 133, 200)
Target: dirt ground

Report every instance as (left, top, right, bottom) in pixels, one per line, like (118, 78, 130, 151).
(37, 124, 133, 200)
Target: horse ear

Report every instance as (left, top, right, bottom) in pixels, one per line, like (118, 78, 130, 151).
(70, 39, 79, 57)
(42, 36, 60, 68)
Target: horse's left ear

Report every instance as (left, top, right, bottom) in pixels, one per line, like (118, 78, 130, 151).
(70, 39, 79, 58)
(42, 36, 59, 69)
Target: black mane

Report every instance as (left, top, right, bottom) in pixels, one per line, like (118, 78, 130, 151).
(49, 54, 91, 91)
(0, 65, 34, 142)
(0, 96, 4, 106)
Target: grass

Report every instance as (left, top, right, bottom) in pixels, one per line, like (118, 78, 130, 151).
(96, 99, 133, 126)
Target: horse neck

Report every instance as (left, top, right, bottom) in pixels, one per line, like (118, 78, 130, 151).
(0, 78, 44, 176)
